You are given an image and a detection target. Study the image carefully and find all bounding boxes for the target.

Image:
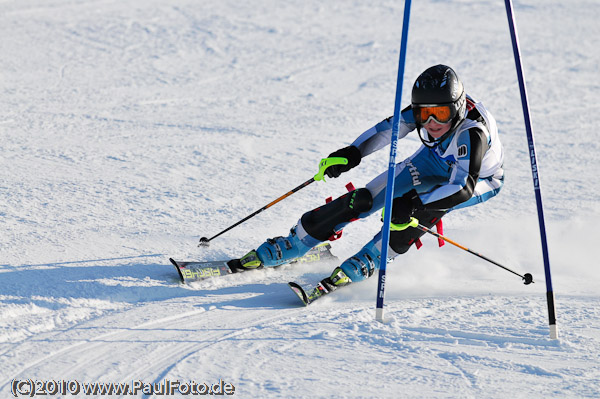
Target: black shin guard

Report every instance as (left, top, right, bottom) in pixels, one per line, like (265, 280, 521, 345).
(301, 188, 373, 241)
(389, 209, 447, 254)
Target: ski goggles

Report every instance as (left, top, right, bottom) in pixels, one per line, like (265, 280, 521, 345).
(413, 105, 455, 125)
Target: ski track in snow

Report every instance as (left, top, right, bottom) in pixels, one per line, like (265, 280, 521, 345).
(1, 0, 600, 398)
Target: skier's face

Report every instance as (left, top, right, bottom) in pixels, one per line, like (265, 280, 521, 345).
(424, 119, 451, 138)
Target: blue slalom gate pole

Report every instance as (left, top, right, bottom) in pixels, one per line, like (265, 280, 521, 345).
(504, 0, 558, 339)
(375, 0, 412, 322)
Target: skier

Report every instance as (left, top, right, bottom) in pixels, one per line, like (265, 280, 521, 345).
(230, 64, 504, 294)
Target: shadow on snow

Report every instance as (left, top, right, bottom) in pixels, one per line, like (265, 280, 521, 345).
(0, 255, 303, 311)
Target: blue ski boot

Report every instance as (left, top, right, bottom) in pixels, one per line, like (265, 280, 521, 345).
(231, 223, 322, 271)
(336, 239, 382, 283)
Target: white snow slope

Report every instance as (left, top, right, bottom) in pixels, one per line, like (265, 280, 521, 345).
(1, 0, 599, 398)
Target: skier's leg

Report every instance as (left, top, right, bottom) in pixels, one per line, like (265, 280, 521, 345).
(239, 144, 447, 270)
(237, 188, 374, 269)
(449, 171, 504, 211)
(322, 209, 447, 287)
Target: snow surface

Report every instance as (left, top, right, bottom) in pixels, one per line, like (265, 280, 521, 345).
(1, 0, 599, 397)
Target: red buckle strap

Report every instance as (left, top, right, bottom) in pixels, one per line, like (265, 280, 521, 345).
(436, 219, 444, 247)
(413, 218, 444, 250)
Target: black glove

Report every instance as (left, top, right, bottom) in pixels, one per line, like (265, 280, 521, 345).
(391, 189, 423, 224)
(324, 145, 362, 178)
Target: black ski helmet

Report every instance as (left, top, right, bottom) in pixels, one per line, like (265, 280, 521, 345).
(411, 65, 466, 146)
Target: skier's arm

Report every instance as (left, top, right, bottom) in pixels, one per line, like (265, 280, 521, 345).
(322, 107, 415, 179)
(419, 128, 488, 210)
(351, 106, 416, 157)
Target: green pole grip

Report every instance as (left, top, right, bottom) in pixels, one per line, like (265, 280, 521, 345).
(314, 157, 348, 182)
(381, 208, 419, 231)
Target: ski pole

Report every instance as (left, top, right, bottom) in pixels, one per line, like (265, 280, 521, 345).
(414, 222, 534, 285)
(198, 157, 348, 247)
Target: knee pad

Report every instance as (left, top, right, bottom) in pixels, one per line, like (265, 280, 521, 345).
(301, 188, 373, 241)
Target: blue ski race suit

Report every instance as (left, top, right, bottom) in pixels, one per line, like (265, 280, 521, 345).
(252, 95, 504, 283)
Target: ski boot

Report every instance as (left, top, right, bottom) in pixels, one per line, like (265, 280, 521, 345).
(336, 239, 381, 283)
(227, 223, 321, 272)
(232, 223, 321, 271)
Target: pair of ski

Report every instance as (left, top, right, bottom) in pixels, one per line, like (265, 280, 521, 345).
(169, 243, 339, 306)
